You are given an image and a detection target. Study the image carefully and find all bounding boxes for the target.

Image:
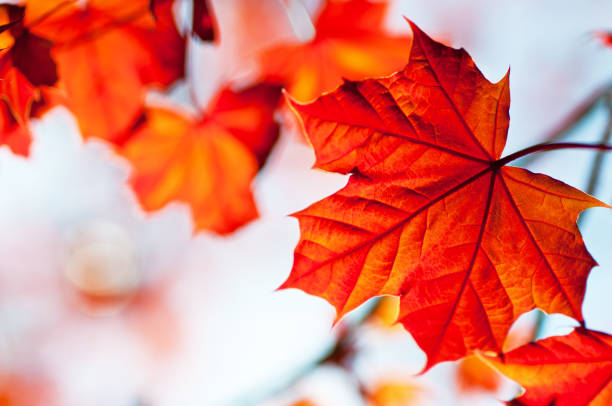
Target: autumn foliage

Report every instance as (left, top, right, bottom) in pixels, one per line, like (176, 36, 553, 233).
(260, 0, 412, 102)
(484, 328, 612, 405)
(120, 83, 282, 234)
(2, 0, 612, 404)
(281, 20, 605, 371)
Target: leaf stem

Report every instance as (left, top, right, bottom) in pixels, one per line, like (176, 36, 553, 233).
(584, 97, 612, 197)
(496, 142, 612, 167)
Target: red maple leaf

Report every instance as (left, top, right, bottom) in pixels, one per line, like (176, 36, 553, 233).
(0, 79, 63, 156)
(0, 99, 31, 156)
(280, 21, 607, 369)
(207, 83, 282, 168)
(486, 328, 612, 406)
(120, 83, 282, 234)
(0, 4, 58, 126)
(260, 0, 412, 102)
(26, 0, 185, 143)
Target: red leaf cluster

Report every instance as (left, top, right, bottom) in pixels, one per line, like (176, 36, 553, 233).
(3, 1, 611, 404)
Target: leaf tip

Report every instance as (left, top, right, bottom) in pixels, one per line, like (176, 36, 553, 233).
(288, 210, 302, 220)
(416, 358, 435, 376)
(283, 89, 303, 116)
(274, 280, 289, 293)
(403, 17, 424, 40)
(500, 67, 511, 86)
(598, 200, 612, 210)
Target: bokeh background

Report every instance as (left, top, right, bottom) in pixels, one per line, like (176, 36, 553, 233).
(1, 0, 612, 405)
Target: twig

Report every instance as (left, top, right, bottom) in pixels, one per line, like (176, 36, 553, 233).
(496, 141, 612, 166)
(516, 82, 612, 167)
(584, 95, 612, 197)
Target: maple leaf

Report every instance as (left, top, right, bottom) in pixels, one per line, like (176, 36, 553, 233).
(485, 328, 612, 406)
(26, 0, 185, 143)
(0, 4, 58, 126)
(0, 99, 30, 156)
(260, 0, 412, 102)
(280, 21, 607, 369)
(120, 83, 282, 234)
(0, 81, 62, 156)
(208, 82, 283, 168)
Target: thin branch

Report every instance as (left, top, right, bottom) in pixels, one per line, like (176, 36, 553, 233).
(519, 82, 612, 166)
(496, 142, 612, 167)
(584, 96, 612, 197)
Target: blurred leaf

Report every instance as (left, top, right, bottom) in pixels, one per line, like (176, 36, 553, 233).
(0, 99, 31, 156)
(0, 4, 58, 126)
(28, 0, 185, 142)
(289, 400, 318, 406)
(369, 296, 400, 328)
(260, 0, 412, 102)
(0, 373, 56, 406)
(594, 30, 612, 47)
(366, 381, 421, 406)
(120, 83, 282, 234)
(456, 355, 500, 393)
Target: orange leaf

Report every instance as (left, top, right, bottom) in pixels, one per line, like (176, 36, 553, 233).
(289, 400, 318, 406)
(121, 83, 282, 234)
(207, 82, 283, 168)
(486, 328, 612, 406)
(260, 0, 412, 102)
(369, 296, 400, 328)
(0, 100, 30, 156)
(28, 1, 185, 142)
(280, 21, 606, 369)
(0, 372, 56, 406)
(456, 355, 501, 393)
(366, 381, 421, 406)
(0, 4, 58, 125)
